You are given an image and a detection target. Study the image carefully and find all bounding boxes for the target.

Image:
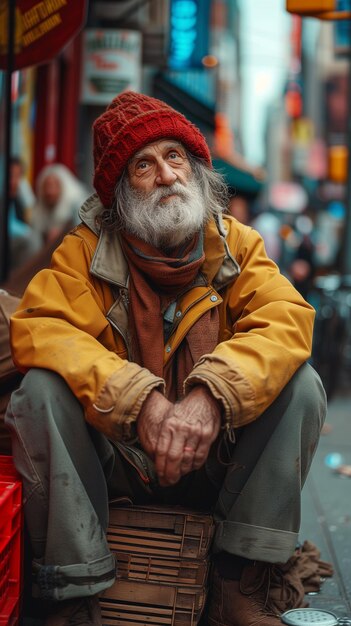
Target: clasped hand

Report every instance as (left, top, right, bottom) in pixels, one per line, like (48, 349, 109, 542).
(137, 385, 221, 487)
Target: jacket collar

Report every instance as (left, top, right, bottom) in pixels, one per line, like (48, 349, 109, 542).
(79, 194, 128, 288)
(79, 193, 240, 291)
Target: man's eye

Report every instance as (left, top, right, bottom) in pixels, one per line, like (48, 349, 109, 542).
(136, 161, 149, 170)
(168, 152, 182, 161)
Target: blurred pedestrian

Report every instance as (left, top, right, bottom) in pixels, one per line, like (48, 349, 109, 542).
(313, 201, 345, 273)
(32, 164, 89, 244)
(288, 213, 316, 300)
(8, 157, 41, 270)
(227, 194, 251, 225)
(251, 209, 282, 263)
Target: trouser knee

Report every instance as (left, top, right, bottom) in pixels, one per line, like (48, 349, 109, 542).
(286, 362, 327, 430)
(5, 367, 83, 443)
(281, 363, 327, 482)
(290, 362, 326, 411)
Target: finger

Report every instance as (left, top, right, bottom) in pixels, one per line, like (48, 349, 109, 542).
(154, 426, 173, 481)
(179, 439, 200, 475)
(166, 420, 203, 480)
(175, 422, 201, 476)
(161, 434, 189, 485)
(192, 437, 213, 470)
(155, 419, 188, 483)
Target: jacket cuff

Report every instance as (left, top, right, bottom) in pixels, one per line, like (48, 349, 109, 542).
(184, 356, 256, 429)
(184, 371, 233, 435)
(85, 361, 165, 442)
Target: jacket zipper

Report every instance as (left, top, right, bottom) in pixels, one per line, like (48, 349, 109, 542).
(169, 288, 220, 352)
(123, 443, 152, 478)
(116, 444, 151, 484)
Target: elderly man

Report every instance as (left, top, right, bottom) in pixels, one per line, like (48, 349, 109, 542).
(5, 92, 326, 626)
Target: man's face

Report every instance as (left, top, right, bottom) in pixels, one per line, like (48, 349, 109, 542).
(41, 174, 62, 209)
(120, 140, 207, 248)
(127, 139, 192, 194)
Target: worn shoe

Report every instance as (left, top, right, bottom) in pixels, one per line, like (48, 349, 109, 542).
(45, 595, 102, 626)
(207, 560, 306, 626)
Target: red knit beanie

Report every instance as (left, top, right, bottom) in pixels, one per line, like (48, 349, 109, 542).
(93, 91, 212, 208)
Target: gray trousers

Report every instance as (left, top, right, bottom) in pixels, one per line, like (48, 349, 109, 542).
(5, 363, 326, 601)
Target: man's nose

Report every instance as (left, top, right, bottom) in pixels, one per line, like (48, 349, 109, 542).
(155, 161, 177, 186)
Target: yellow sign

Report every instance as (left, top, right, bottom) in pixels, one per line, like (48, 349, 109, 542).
(291, 118, 314, 145)
(287, 0, 335, 13)
(287, 0, 351, 18)
(328, 145, 348, 184)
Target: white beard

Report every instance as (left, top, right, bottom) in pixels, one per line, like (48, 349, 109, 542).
(118, 176, 208, 248)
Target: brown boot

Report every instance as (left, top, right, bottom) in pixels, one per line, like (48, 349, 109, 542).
(45, 595, 102, 626)
(207, 561, 306, 626)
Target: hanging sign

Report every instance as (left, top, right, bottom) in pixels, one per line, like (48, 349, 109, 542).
(0, 0, 87, 70)
(80, 29, 142, 105)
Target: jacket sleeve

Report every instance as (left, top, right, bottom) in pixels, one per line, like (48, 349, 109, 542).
(10, 232, 164, 441)
(185, 225, 316, 427)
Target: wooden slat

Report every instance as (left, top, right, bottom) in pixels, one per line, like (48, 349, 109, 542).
(114, 553, 208, 587)
(108, 527, 182, 548)
(101, 579, 205, 613)
(107, 528, 207, 559)
(101, 602, 173, 625)
(100, 600, 202, 626)
(108, 507, 214, 543)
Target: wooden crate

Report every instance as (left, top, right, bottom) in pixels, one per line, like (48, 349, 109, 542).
(100, 579, 207, 626)
(103, 505, 213, 625)
(108, 505, 214, 561)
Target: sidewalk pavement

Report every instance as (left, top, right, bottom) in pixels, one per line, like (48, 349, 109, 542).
(23, 391, 351, 624)
(299, 390, 351, 619)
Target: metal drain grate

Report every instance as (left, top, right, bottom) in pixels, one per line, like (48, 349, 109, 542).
(281, 609, 339, 626)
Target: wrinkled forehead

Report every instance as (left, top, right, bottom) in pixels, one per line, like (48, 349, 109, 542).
(131, 139, 186, 162)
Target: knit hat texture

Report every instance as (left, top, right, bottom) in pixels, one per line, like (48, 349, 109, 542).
(93, 90, 212, 208)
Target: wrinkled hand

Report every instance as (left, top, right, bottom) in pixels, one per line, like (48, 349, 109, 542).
(154, 385, 222, 487)
(137, 389, 173, 458)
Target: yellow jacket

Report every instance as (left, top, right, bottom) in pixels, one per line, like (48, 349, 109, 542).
(11, 194, 315, 442)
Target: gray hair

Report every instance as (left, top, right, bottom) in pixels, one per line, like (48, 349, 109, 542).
(98, 152, 229, 232)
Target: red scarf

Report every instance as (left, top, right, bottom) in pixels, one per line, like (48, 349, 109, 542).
(120, 232, 206, 380)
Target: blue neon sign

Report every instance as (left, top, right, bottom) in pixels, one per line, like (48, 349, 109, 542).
(334, 0, 351, 55)
(168, 0, 211, 70)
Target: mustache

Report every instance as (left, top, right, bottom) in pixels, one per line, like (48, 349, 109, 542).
(141, 182, 191, 205)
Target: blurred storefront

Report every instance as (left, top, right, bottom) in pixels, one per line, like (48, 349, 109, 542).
(260, 5, 351, 277)
(0, 0, 268, 281)
(0, 0, 88, 280)
(77, 0, 265, 197)
(0, 0, 88, 179)
(2, 0, 267, 197)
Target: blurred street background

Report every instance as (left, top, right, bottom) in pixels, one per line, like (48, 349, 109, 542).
(0, 0, 351, 622)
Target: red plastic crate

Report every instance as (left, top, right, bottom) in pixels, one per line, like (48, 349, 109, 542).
(0, 456, 19, 480)
(0, 456, 23, 626)
(0, 597, 20, 626)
